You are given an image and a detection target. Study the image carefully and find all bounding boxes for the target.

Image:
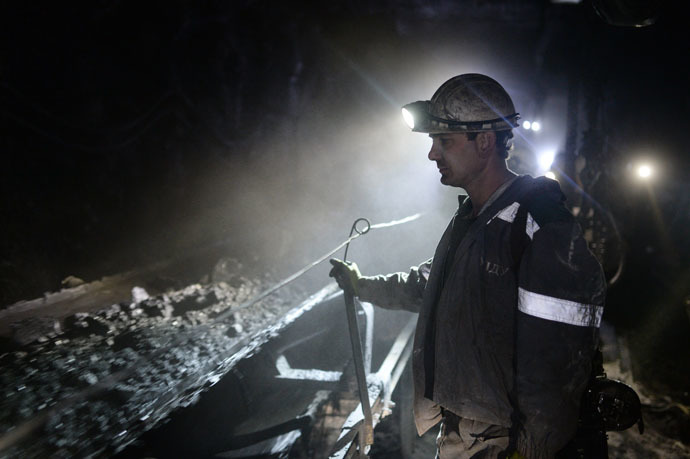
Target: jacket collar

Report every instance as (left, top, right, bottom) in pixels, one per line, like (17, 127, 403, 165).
(456, 174, 520, 219)
(450, 175, 528, 263)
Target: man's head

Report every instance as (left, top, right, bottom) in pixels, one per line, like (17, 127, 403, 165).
(402, 73, 518, 188)
(427, 131, 504, 188)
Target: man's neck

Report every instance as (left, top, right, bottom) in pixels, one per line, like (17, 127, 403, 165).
(466, 168, 516, 216)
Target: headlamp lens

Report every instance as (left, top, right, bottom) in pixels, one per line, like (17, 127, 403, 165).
(401, 107, 415, 129)
(637, 164, 652, 179)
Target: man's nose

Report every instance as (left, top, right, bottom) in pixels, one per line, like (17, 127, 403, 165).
(428, 140, 441, 161)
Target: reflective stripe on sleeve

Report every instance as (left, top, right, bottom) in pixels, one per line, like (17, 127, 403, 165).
(518, 287, 603, 327)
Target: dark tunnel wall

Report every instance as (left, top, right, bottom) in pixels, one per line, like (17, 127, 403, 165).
(1, 1, 689, 395)
(1, 1, 544, 303)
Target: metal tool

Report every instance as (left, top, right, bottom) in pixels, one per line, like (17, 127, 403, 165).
(341, 218, 374, 453)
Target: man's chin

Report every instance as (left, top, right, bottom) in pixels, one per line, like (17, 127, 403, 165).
(440, 175, 461, 187)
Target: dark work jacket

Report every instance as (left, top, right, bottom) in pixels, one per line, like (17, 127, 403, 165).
(357, 175, 606, 458)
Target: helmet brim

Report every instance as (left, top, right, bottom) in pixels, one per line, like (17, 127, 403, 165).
(402, 101, 519, 133)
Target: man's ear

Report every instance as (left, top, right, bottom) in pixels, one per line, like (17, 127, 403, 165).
(476, 131, 496, 157)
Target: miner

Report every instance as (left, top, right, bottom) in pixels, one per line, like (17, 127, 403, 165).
(329, 73, 605, 458)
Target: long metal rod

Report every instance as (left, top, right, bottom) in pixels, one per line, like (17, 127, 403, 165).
(330, 315, 417, 458)
(343, 290, 374, 451)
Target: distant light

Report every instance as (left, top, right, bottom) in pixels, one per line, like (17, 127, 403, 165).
(637, 164, 653, 179)
(522, 120, 531, 130)
(544, 171, 556, 180)
(538, 150, 556, 170)
(531, 121, 541, 132)
(401, 108, 415, 129)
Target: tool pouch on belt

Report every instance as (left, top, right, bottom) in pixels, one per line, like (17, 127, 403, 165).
(556, 350, 644, 458)
(580, 380, 644, 433)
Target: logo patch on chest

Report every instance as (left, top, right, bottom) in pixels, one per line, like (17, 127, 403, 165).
(484, 260, 509, 276)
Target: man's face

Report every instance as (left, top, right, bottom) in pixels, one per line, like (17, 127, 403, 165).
(427, 132, 483, 188)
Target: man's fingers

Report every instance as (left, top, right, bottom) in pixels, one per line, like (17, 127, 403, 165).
(329, 258, 343, 278)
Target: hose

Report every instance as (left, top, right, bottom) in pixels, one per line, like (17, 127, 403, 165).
(214, 213, 421, 322)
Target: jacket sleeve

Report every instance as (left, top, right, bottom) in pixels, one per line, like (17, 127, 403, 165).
(513, 206, 606, 458)
(355, 258, 432, 313)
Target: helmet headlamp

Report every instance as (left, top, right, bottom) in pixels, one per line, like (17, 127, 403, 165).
(401, 101, 429, 131)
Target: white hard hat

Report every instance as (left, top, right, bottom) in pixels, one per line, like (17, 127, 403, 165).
(402, 73, 519, 134)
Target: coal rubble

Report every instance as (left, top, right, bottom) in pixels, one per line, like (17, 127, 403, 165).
(0, 270, 306, 458)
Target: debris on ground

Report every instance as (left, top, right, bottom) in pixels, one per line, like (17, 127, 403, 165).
(0, 258, 306, 458)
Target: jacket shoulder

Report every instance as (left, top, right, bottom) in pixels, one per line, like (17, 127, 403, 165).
(513, 176, 572, 227)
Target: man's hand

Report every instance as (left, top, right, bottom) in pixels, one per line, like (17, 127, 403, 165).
(329, 259, 362, 296)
